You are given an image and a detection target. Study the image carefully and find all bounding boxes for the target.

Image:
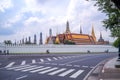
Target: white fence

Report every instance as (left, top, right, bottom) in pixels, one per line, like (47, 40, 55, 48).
(5, 44, 118, 53)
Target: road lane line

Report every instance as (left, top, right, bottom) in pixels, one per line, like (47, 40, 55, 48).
(15, 65, 37, 71)
(63, 57, 92, 64)
(47, 58, 52, 61)
(30, 67, 51, 73)
(40, 59, 44, 62)
(82, 66, 88, 68)
(7, 65, 30, 70)
(22, 66, 44, 72)
(32, 59, 36, 63)
(58, 69, 75, 77)
(53, 57, 58, 60)
(16, 75, 27, 80)
(39, 67, 58, 74)
(70, 70, 84, 78)
(48, 68, 66, 75)
(21, 61, 26, 65)
(5, 62, 15, 68)
(74, 65, 80, 67)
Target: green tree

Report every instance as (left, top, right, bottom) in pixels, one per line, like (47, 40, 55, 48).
(93, 0, 120, 60)
(113, 37, 120, 48)
(94, 0, 120, 37)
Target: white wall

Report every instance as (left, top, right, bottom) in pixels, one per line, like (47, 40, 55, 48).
(6, 44, 118, 53)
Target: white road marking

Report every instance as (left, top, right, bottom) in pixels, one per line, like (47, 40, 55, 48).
(58, 69, 75, 77)
(74, 65, 80, 67)
(51, 63, 57, 65)
(82, 66, 88, 68)
(7, 65, 30, 70)
(22, 66, 44, 72)
(53, 57, 58, 60)
(66, 64, 72, 66)
(5, 62, 15, 68)
(40, 59, 44, 62)
(47, 58, 52, 61)
(39, 67, 58, 74)
(16, 75, 27, 80)
(32, 59, 36, 63)
(64, 57, 91, 64)
(48, 68, 66, 75)
(70, 70, 84, 78)
(15, 65, 37, 71)
(21, 61, 26, 65)
(30, 67, 51, 73)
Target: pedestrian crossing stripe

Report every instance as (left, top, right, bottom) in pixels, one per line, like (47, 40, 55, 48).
(5, 62, 15, 68)
(4, 56, 78, 68)
(6, 65, 84, 79)
(21, 61, 26, 65)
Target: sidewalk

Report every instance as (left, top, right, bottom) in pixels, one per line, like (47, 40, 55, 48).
(87, 57, 120, 80)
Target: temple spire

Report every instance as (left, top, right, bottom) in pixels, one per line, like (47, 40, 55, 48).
(66, 21, 70, 33)
(80, 26, 82, 34)
(91, 24, 96, 42)
(100, 31, 103, 39)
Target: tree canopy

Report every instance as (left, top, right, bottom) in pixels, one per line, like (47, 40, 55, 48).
(94, 0, 120, 37)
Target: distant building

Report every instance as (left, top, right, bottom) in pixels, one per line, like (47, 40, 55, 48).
(46, 21, 109, 45)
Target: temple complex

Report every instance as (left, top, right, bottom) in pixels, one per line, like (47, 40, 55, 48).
(46, 21, 109, 45)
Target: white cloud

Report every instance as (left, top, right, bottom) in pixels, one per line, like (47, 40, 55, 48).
(0, 0, 115, 43)
(3, 13, 23, 28)
(0, 0, 13, 12)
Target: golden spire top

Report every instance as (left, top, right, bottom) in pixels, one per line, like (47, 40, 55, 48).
(91, 24, 96, 42)
(66, 21, 71, 33)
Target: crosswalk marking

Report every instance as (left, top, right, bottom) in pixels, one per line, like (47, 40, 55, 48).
(30, 67, 51, 73)
(70, 70, 84, 78)
(7, 65, 30, 70)
(22, 66, 44, 72)
(53, 57, 58, 60)
(39, 67, 58, 74)
(5, 62, 15, 68)
(47, 58, 52, 61)
(21, 61, 26, 65)
(15, 65, 37, 71)
(32, 59, 36, 63)
(6, 65, 85, 79)
(48, 68, 66, 75)
(58, 69, 75, 77)
(40, 59, 44, 62)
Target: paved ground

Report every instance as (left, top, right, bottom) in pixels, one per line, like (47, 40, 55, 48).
(0, 53, 117, 80)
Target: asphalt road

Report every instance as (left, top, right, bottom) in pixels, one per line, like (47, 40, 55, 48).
(0, 53, 117, 80)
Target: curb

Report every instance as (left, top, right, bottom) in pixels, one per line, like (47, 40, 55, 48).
(85, 57, 115, 80)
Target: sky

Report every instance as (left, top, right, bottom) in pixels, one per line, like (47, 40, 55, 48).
(0, 0, 116, 44)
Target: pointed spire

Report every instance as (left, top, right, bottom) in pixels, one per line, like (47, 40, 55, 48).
(66, 21, 70, 33)
(80, 26, 82, 34)
(49, 28, 52, 37)
(98, 31, 104, 42)
(100, 31, 103, 39)
(91, 24, 96, 42)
